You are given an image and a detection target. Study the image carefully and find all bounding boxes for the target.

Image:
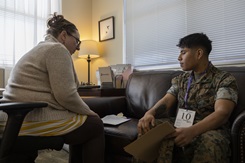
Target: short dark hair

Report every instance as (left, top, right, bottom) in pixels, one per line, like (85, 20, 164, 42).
(46, 12, 78, 38)
(176, 33, 212, 55)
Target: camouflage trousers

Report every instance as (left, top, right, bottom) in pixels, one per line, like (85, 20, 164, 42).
(132, 118, 231, 163)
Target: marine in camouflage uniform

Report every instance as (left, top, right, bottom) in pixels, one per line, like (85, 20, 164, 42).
(159, 62, 237, 163)
(133, 33, 238, 163)
(133, 63, 238, 163)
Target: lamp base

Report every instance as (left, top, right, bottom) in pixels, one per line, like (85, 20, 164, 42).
(81, 81, 94, 85)
(80, 82, 100, 89)
(85, 82, 93, 85)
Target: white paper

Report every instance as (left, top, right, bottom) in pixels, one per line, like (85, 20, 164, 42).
(101, 114, 130, 125)
(174, 108, 196, 128)
(99, 67, 113, 83)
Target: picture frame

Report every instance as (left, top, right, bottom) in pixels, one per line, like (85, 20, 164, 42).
(98, 16, 115, 42)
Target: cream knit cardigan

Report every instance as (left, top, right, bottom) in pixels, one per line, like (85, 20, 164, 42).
(0, 35, 92, 121)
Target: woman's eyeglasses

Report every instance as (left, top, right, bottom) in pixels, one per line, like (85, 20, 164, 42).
(67, 31, 81, 46)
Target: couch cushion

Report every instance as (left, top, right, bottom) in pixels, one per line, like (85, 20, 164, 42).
(104, 118, 138, 140)
(125, 70, 182, 119)
(104, 118, 138, 156)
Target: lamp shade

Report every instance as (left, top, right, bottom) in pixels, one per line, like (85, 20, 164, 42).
(78, 40, 100, 58)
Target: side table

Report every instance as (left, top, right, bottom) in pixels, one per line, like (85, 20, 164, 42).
(78, 86, 125, 97)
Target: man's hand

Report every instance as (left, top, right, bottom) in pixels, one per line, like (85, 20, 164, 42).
(137, 113, 155, 136)
(171, 127, 195, 147)
(165, 127, 195, 147)
(137, 93, 176, 136)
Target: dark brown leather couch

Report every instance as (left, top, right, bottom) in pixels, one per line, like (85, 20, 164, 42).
(83, 66, 245, 163)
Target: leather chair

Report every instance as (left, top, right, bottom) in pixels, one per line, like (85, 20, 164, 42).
(0, 102, 64, 163)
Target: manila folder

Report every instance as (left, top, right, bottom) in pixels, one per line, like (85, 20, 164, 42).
(124, 121, 175, 162)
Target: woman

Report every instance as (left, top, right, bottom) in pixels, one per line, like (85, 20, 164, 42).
(0, 13, 104, 163)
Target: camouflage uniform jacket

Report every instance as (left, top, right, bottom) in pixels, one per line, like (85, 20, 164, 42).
(167, 63, 238, 126)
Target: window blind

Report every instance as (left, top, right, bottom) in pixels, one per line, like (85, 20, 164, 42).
(0, 0, 62, 67)
(125, 0, 245, 70)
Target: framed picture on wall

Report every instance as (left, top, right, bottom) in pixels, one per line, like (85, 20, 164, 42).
(98, 16, 115, 42)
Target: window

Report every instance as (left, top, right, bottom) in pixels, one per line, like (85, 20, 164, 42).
(0, 0, 62, 67)
(125, 0, 245, 70)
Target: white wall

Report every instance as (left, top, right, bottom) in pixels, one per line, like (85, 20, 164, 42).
(91, 0, 124, 84)
(62, 0, 93, 84)
(62, 0, 124, 84)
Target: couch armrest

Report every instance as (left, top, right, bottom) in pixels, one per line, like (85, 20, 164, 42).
(82, 96, 127, 118)
(231, 110, 245, 163)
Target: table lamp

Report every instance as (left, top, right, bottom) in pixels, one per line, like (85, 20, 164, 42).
(78, 40, 100, 85)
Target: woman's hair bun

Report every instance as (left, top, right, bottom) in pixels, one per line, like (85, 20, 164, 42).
(47, 12, 64, 28)
(46, 12, 77, 38)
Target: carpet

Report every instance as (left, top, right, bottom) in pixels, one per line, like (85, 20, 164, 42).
(36, 149, 69, 163)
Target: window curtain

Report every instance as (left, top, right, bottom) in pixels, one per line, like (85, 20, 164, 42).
(125, 0, 245, 70)
(0, 0, 62, 67)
